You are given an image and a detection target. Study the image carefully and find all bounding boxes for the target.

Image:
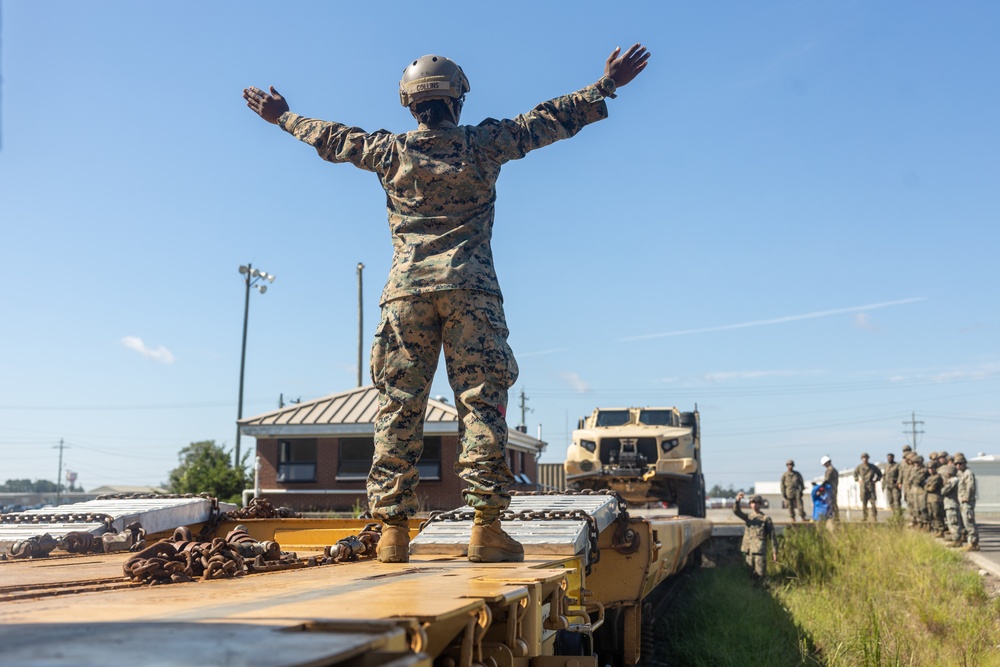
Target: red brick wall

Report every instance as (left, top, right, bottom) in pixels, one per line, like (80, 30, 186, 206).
(251, 435, 471, 513)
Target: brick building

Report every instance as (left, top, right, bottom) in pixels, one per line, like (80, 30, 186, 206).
(238, 385, 547, 513)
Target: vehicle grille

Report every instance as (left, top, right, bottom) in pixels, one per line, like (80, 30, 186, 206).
(598, 437, 659, 466)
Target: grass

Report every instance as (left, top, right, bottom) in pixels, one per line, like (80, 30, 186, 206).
(654, 522, 1000, 667)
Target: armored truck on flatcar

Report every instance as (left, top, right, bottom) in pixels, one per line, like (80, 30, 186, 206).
(564, 406, 705, 516)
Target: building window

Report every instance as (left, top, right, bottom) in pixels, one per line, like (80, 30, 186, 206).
(339, 436, 442, 481)
(277, 439, 317, 483)
(338, 438, 373, 481)
(419, 436, 442, 481)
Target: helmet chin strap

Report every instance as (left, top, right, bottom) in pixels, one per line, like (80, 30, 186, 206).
(446, 97, 463, 124)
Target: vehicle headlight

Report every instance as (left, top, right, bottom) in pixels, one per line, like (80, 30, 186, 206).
(580, 460, 595, 472)
(660, 439, 679, 453)
(580, 439, 597, 453)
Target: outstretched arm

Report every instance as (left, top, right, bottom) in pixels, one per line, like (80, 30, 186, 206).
(243, 85, 290, 125)
(604, 43, 650, 89)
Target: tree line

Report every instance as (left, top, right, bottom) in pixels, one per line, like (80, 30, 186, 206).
(2, 440, 250, 504)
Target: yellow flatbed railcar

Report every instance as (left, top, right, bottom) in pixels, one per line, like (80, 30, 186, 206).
(0, 492, 710, 666)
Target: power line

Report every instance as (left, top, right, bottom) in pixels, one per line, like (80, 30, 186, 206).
(903, 412, 925, 450)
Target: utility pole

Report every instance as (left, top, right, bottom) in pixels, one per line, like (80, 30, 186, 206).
(54, 439, 66, 506)
(357, 263, 364, 387)
(903, 411, 924, 451)
(517, 388, 533, 433)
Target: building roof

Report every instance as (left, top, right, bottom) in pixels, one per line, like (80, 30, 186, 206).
(239, 385, 545, 452)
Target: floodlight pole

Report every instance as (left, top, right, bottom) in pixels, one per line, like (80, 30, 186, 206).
(236, 263, 275, 468)
(357, 263, 364, 387)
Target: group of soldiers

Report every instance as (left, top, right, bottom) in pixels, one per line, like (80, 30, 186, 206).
(778, 451, 980, 552)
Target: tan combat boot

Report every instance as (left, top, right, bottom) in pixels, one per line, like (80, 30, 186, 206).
(961, 543, 980, 552)
(377, 523, 410, 563)
(469, 520, 524, 563)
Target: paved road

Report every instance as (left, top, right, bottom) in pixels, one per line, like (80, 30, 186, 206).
(966, 520, 1000, 579)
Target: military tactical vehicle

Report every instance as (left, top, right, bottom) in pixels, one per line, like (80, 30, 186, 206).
(564, 406, 706, 516)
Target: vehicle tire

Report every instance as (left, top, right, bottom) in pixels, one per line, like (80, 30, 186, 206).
(675, 473, 705, 518)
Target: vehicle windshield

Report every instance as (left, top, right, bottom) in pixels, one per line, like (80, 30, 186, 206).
(638, 409, 676, 426)
(595, 410, 631, 427)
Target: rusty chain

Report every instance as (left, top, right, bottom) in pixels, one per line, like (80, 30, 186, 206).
(419, 489, 638, 573)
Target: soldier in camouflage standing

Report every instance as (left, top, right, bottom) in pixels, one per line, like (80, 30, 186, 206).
(733, 492, 778, 580)
(244, 45, 650, 563)
(923, 460, 945, 537)
(910, 455, 929, 530)
(853, 452, 883, 521)
(821, 456, 840, 521)
(780, 459, 807, 521)
(939, 454, 965, 546)
(900, 446, 914, 525)
(882, 452, 902, 517)
(955, 454, 980, 551)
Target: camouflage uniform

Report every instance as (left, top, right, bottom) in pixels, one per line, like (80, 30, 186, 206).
(278, 81, 616, 522)
(939, 462, 965, 543)
(910, 459, 929, 530)
(823, 464, 840, 521)
(882, 458, 902, 514)
(923, 466, 945, 535)
(733, 498, 777, 578)
(901, 450, 915, 524)
(780, 465, 807, 521)
(957, 464, 979, 548)
(853, 458, 883, 521)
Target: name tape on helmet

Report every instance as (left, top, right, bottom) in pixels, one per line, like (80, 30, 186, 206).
(415, 81, 445, 93)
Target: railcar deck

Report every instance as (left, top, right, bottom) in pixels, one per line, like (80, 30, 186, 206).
(0, 493, 710, 666)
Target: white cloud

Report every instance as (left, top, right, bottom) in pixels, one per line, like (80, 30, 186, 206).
(619, 297, 925, 342)
(559, 372, 591, 394)
(853, 312, 880, 332)
(121, 336, 175, 364)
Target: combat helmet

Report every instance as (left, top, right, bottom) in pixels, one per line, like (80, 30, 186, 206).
(399, 55, 470, 107)
(954, 453, 967, 464)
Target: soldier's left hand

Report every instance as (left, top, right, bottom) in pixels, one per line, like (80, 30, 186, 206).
(243, 85, 289, 124)
(604, 43, 650, 88)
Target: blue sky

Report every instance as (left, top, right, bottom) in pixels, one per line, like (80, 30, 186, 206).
(1, 1, 997, 493)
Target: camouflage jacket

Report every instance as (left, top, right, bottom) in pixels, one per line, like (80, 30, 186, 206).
(882, 462, 900, 489)
(924, 471, 943, 495)
(823, 466, 839, 492)
(958, 469, 977, 504)
(854, 462, 883, 490)
(279, 79, 615, 305)
(780, 469, 804, 497)
(733, 502, 775, 555)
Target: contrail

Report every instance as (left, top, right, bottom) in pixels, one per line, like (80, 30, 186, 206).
(619, 297, 926, 342)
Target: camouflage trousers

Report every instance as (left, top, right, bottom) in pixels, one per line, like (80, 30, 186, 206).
(744, 552, 767, 579)
(885, 486, 902, 513)
(785, 494, 807, 521)
(860, 487, 878, 520)
(960, 501, 979, 546)
(367, 290, 519, 523)
(828, 490, 840, 521)
(910, 488, 928, 526)
(944, 498, 964, 542)
(926, 493, 945, 532)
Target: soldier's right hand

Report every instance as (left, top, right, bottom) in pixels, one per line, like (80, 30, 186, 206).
(736, 492, 744, 501)
(243, 85, 289, 124)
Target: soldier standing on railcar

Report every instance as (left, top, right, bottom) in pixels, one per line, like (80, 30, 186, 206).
(243, 44, 650, 563)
